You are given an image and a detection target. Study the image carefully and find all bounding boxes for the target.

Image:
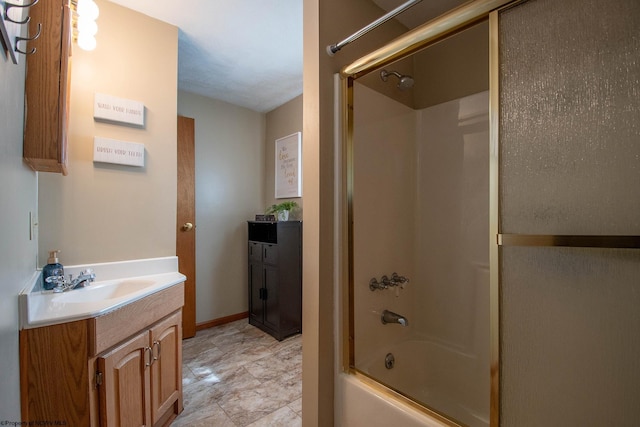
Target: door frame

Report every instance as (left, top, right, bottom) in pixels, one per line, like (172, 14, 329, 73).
(177, 115, 196, 339)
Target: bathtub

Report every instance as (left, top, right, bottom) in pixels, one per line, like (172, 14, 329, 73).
(340, 339, 489, 427)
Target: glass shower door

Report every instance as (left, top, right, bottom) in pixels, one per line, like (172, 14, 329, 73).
(498, 0, 640, 425)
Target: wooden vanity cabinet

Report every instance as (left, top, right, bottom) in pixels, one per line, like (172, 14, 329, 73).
(20, 283, 184, 427)
(150, 312, 183, 424)
(98, 329, 151, 427)
(98, 310, 182, 427)
(23, 0, 72, 174)
(247, 221, 302, 341)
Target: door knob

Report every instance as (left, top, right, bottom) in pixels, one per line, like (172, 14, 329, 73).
(181, 222, 193, 231)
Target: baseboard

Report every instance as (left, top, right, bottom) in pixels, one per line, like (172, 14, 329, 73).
(195, 311, 249, 331)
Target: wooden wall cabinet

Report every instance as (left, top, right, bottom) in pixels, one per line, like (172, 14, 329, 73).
(20, 283, 184, 427)
(247, 221, 302, 341)
(23, 0, 71, 174)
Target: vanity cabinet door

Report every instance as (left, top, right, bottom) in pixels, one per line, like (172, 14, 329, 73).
(98, 330, 152, 427)
(150, 311, 183, 425)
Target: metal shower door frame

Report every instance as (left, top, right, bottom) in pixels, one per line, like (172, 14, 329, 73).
(339, 1, 519, 425)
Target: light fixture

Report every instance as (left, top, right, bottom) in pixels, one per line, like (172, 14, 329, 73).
(73, 0, 99, 51)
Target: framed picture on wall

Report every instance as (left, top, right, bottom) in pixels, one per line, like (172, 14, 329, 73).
(275, 132, 302, 199)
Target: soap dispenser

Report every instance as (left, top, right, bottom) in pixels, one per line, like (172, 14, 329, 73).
(43, 250, 64, 290)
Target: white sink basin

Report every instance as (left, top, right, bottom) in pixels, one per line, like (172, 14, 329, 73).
(19, 257, 186, 329)
(51, 279, 157, 304)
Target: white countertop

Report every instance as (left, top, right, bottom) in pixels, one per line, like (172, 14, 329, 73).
(20, 256, 186, 329)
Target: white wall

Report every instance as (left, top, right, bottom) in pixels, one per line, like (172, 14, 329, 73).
(265, 95, 304, 217)
(0, 46, 37, 420)
(1, 2, 177, 419)
(303, 0, 412, 422)
(178, 91, 265, 324)
(38, 0, 178, 266)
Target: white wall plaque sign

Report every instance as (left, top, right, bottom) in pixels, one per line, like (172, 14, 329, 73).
(93, 137, 145, 167)
(94, 93, 145, 126)
(275, 132, 302, 198)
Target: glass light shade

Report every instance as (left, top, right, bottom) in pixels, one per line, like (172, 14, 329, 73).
(77, 17, 98, 37)
(77, 0, 99, 21)
(77, 34, 97, 51)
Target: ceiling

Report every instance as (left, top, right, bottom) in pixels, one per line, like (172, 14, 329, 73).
(106, 0, 465, 113)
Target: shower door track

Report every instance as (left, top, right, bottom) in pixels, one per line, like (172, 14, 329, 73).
(498, 234, 640, 249)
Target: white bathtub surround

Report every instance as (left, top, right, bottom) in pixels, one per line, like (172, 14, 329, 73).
(358, 339, 489, 427)
(19, 256, 186, 329)
(352, 82, 416, 369)
(336, 374, 449, 427)
(348, 82, 490, 426)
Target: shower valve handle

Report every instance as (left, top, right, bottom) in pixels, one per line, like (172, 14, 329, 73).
(390, 272, 409, 287)
(369, 276, 389, 291)
(369, 273, 410, 291)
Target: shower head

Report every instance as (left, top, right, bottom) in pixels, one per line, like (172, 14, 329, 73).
(380, 69, 415, 90)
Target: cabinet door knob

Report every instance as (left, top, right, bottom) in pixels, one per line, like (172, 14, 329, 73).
(144, 346, 153, 367)
(181, 222, 193, 231)
(153, 340, 161, 361)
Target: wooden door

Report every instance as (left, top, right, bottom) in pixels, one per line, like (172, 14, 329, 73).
(98, 331, 151, 427)
(177, 116, 196, 338)
(150, 311, 183, 425)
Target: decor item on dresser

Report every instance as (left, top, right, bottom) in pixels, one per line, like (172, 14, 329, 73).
(266, 201, 298, 221)
(247, 220, 302, 340)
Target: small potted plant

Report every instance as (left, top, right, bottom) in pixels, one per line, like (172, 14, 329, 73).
(266, 201, 298, 221)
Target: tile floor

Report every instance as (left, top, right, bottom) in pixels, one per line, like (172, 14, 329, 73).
(172, 319, 302, 427)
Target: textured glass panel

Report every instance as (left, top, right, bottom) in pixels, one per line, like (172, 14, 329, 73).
(501, 247, 640, 426)
(499, 0, 640, 235)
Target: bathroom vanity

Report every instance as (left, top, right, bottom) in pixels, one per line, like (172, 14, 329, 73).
(248, 221, 302, 340)
(19, 257, 186, 427)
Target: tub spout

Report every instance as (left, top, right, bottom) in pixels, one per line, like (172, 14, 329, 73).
(381, 310, 408, 326)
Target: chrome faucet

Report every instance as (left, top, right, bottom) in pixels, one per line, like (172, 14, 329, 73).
(46, 268, 96, 292)
(381, 310, 409, 326)
(70, 269, 96, 289)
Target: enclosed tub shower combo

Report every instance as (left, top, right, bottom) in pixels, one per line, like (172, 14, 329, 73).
(336, 0, 640, 426)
